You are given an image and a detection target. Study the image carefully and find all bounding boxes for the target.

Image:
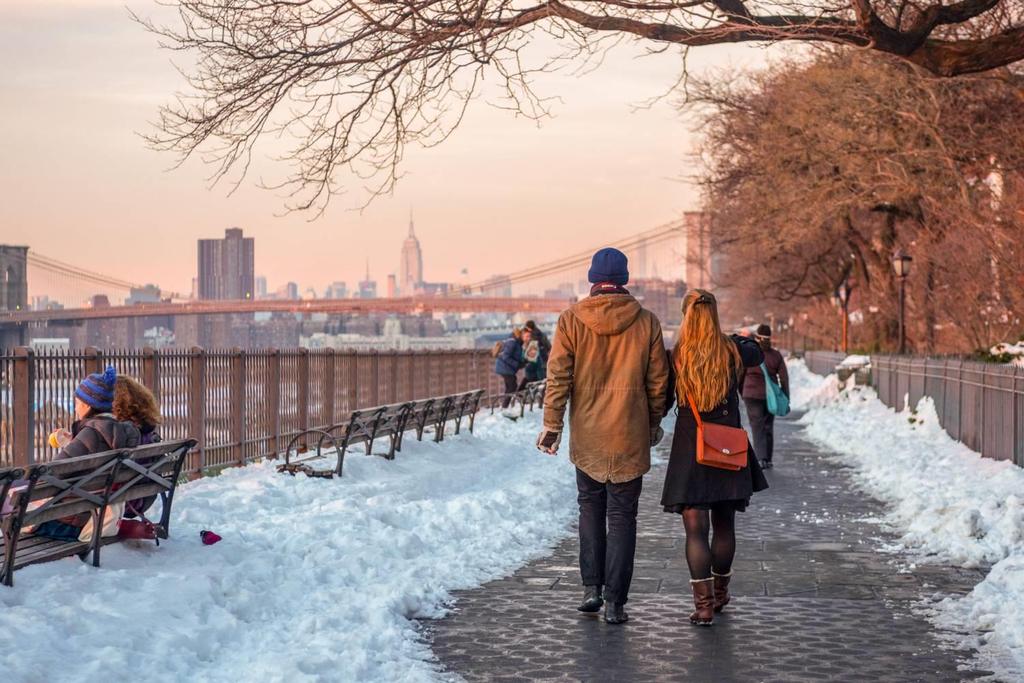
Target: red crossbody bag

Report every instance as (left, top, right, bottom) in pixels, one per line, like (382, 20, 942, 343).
(686, 394, 748, 471)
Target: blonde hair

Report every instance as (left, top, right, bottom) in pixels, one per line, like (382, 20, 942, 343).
(673, 289, 742, 412)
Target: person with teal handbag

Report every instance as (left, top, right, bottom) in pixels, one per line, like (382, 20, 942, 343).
(740, 325, 790, 469)
(761, 363, 791, 417)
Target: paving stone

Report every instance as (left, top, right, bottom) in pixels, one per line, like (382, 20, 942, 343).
(424, 416, 990, 681)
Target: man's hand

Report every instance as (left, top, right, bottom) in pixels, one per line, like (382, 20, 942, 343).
(650, 426, 665, 448)
(536, 430, 562, 455)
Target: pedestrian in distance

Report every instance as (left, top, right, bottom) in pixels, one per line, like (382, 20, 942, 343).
(660, 290, 769, 626)
(741, 324, 790, 470)
(494, 327, 524, 414)
(537, 247, 669, 625)
(518, 327, 544, 391)
(524, 320, 551, 371)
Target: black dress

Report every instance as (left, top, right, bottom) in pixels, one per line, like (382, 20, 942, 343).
(661, 336, 769, 513)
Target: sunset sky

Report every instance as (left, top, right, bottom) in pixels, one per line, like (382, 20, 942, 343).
(0, 0, 777, 301)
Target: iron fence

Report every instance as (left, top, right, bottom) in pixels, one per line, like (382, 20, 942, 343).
(0, 347, 504, 474)
(802, 351, 1023, 467)
(802, 351, 848, 377)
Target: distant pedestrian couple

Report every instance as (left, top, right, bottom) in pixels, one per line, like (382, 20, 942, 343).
(493, 320, 549, 416)
(537, 247, 773, 626)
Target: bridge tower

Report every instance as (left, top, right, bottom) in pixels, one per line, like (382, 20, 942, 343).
(0, 245, 29, 348)
(0, 246, 28, 312)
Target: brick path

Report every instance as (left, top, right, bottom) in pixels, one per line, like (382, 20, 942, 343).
(425, 415, 988, 682)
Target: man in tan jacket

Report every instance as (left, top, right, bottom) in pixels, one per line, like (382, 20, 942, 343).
(537, 247, 669, 625)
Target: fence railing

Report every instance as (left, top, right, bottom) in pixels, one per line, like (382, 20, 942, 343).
(802, 351, 848, 377)
(0, 347, 504, 474)
(802, 351, 1023, 467)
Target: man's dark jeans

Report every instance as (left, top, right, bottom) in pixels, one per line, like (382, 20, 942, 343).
(744, 397, 775, 463)
(576, 468, 643, 606)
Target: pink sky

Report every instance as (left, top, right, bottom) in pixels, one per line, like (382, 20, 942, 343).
(0, 0, 773, 300)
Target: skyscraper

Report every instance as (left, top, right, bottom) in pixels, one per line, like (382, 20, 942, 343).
(197, 228, 255, 300)
(399, 212, 423, 295)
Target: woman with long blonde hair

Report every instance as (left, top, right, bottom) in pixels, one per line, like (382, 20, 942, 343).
(660, 289, 768, 626)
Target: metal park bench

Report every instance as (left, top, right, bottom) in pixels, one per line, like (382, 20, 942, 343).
(281, 389, 486, 477)
(487, 380, 548, 418)
(0, 438, 195, 587)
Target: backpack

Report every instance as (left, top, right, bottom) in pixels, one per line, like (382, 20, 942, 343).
(491, 340, 504, 358)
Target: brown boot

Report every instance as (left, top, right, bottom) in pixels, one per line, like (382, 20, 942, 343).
(689, 578, 715, 626)
(712, 570, 732, 613)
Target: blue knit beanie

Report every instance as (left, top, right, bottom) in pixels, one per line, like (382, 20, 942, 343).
(588, 248, 629, 286)
(75, 366, 116, 413)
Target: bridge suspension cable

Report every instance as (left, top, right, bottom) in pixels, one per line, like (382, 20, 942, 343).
(456, 220, 685, 294)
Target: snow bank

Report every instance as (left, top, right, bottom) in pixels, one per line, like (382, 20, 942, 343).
(786, 358, 831, 412)
(0, 413, 577, 683)
(796, 367, 1024, 679)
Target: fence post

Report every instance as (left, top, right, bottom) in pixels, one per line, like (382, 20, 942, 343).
(142, 346, 161, 402)
(188, 346, 207, 475)
(298, 348, 310, 449)
(956, 360, 964, 444)
(346, 351, 358, 412)
(370, 350, 380, 406)
(1015, 370, 1022, 468)
(230, 348, 245, 466)
(324, 348, 336, 425)
(269, 348, 281, 457)
(12, 346, 35, 467)
(83, 346, 103, 376)
(979, 366, 986, 458)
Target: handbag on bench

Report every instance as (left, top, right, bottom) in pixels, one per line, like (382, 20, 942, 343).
(686, 394, 748, 471)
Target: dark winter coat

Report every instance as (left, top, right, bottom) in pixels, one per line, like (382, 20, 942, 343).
(58, 413, 141, 460)
(660, 336, 769, 512)
(741, 346, 789, 401)
(494, 337, 524, 377)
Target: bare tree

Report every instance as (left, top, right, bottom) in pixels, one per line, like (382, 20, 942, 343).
(692, 49, 1024, 353)
(141, 0, 1024, 212)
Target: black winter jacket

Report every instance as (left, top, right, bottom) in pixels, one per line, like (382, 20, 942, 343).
(58, 414, 141, 460)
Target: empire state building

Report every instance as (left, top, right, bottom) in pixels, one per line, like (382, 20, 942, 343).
(399, 213, 423, 295)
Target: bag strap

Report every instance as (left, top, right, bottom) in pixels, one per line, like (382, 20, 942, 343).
(685, 393, 704, 429)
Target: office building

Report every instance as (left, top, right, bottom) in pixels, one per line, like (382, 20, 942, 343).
(197, 227, 255, 300)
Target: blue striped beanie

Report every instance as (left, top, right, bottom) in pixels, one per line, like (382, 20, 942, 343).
(75, 366, 117, 413)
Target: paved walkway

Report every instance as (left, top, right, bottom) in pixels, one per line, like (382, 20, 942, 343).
(426, 414, 989, 682)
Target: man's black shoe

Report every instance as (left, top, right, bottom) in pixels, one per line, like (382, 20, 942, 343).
(603, 602, 629, 624)
(761, 459, 774, 470)
(577, 585, 604, 613)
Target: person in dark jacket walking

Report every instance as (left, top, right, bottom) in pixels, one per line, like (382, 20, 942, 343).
(661, 290, 768, 626)
(495, 328, 524, 409)
(537, 248, 669, 625)
(35, 366, 141, 540)
(741, 324, 789, 470)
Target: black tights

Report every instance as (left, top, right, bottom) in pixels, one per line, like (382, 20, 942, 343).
(682, 507, 736, 579)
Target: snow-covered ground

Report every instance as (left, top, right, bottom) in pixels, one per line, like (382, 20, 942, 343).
(790, 358, 1024, 680)
(0, 412, 577, 683)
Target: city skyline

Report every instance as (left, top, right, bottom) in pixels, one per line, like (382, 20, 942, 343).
(0, 0, 768, 301)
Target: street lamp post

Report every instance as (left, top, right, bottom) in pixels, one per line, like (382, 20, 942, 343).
(892, 250, 913, 354)
(830, 280, 852, 354)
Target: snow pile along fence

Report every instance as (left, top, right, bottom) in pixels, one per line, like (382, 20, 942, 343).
(803, 351, 1023, 467)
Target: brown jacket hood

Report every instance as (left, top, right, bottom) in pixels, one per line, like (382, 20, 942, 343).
(574, 294, 642, 336)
